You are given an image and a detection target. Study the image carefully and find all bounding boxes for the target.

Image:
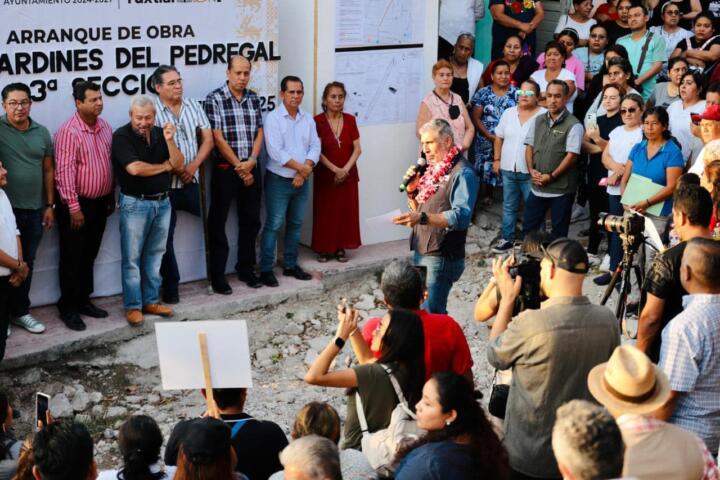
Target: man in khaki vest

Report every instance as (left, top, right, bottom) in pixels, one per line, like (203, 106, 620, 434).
(588, 345, 719, 479)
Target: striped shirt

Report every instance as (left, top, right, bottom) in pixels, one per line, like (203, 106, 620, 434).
(204, 83, 263, 161)
(154, 97, 211, 189)
(54, 112, 113, 213)
(659, 294, 720, 453)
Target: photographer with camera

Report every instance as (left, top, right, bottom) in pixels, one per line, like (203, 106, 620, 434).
(487, 238, 619, 480)
(637, 183, 713, 362)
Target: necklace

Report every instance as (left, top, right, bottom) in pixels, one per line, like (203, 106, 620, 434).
(325, 113, 343, 147)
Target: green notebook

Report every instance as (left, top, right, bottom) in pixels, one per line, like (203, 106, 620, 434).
(620, 174, 664, 217)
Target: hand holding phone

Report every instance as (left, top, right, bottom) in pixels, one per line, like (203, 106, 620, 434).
(36, 392, 50, 429)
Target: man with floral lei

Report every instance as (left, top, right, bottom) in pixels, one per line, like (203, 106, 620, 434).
(393, 118, 479, 314)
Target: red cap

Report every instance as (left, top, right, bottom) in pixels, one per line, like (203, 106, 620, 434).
(691, 103, 720, 123)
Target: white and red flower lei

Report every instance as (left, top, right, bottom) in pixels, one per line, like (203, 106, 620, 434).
(415, 145, 461, 205)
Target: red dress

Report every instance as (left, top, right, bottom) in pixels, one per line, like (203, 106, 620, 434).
(312, 113, 362, 253)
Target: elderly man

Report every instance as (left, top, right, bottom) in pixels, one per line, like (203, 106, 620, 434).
(0, 83, 54, 336)
(589, 345, 719, 479)
(658, 237, 720, 455)
(111, 94, 184, 325)
(551, 400, 625, 480)
(522, 80, 583, 241)
(54, 81, 113, 331)
(151, 65, 213, 304)
(393, 118, 478, 314)
(690, 106, 720, 176)
(488, 238, 619, 480)
(279, 435, 342, 480)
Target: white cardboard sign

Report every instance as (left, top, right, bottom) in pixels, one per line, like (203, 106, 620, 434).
(155, 320, 253, 391)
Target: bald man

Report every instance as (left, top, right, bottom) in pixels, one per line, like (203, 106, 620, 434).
(658, 237, 720, 454)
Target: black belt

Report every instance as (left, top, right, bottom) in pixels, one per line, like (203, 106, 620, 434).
(124, 191, 168, 201)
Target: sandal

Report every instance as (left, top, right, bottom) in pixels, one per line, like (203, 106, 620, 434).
(317, 253, 332, 263)
(335, 250, 348, 263)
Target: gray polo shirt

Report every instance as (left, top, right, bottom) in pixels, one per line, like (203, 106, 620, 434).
(487, 296, 620, 478)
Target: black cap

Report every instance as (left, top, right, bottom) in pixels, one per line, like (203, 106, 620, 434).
(532, 238, 589, 274)
(181, 417, 231, 465)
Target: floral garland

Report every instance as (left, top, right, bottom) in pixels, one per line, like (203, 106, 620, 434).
(415, 145, 461, 205)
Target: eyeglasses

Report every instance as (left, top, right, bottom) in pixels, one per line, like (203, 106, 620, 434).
(665, 9, 680, 15)
(620, 107, 638, 114)
(4, 100, 31, 110)
(516, 90, 536, 97)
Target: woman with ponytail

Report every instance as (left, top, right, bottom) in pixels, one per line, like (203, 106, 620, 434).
(394, 372, 509, 480)
(97, 415, 175, 480)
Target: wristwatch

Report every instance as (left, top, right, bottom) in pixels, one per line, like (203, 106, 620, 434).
(334, 337, 346, 349)
(45, 203, 55, 209)
(420, 212, 429, 225)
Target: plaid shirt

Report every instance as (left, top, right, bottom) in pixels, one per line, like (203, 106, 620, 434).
(154, 97, 210, 189)
(617, 414, 719, 480)
(659, 294, 720, 453)
(204, 83, 263, 162)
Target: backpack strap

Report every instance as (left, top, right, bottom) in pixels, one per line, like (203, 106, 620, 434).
(355, 392, 370, 435)
(636, 32, 654, 74)
(698, 35, 720, 51)
(379, 364, 416, 418)
(230, 418, 252, 439)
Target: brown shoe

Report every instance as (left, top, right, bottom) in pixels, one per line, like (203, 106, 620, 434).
(126, 309, 144, 326)
(142, 304, 173, 317)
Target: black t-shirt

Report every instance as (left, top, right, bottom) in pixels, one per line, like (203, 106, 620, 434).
(111, 123, 171, 196)
(604, 21, 632, 46)
(588, 113, 624, 184)
(674, 35, 720, 52)
(165, 413, 288, 480)
(451, 76, 470, 105)
(642, 241, 687, 362)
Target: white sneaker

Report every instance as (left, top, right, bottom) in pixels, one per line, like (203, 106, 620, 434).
(600, 254, 610, 272)
(571, 204, 590, 223)
(11, 314, 46, 334)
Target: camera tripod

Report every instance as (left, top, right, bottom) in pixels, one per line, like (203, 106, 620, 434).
(599, 232, 646, 338)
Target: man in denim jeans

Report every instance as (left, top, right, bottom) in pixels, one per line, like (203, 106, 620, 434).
(111, 95, 184, 325)
(0, 82, 54, 337)
(393, 119, 478, 314)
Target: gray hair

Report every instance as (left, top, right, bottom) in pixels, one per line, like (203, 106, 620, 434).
(129, 94, 155, 113)
(150, 65, 179, 89)
(419, 118, 454, 142)
(380, 259, 423, 309)
(279, 435, 341, 480)
(552, 400, 624, 480)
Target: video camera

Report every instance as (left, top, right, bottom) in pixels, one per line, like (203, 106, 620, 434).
(508, 254, 542, 314)
(597, 212, 644, 236)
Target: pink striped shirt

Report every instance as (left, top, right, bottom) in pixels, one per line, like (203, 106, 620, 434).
(54, 112, 113, 213)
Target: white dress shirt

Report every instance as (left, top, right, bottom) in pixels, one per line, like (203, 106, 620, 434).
(264, 102, 321, 179)
(0, 189, 19, 277)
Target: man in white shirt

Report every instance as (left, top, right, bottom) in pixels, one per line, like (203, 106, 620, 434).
(0, 160, 29, 364)
(260, 76, 321, 287)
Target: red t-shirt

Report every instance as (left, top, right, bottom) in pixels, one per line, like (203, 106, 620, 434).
(361, 309, 473, 380)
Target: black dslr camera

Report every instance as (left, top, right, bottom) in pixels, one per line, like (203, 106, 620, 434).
(597, 212, 645, 236)
(508, 255, 542, 314)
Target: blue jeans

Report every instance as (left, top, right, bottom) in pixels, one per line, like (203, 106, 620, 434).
(607, 195, 623, 271)
(119, 194, 171, 310)
(413, 252, 465, 314)
(260, 172, 310, 272)
(9, 208, 43, 317)
(501, 170, 531, 241)
(522, 192, 574, 241)
(161, 184, 201, 295)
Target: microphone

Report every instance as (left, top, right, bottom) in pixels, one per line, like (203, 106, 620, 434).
(399, 156, 427, 192)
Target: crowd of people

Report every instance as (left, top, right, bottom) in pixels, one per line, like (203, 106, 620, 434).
(1, 0, 720, 478)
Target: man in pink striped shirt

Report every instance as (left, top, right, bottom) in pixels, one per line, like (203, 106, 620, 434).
(53, 81, 114, 331)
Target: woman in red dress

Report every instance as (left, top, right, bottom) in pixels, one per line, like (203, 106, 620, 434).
(312, 82, 362, 262)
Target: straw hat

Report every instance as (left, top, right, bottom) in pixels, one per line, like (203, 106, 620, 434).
(588, 346, 671, 415)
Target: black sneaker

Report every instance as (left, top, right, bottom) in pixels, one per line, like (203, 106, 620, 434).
(211, 280, 233, 295)
(237, 271, 262, 289)
(61, 312, 87, 331)
(283, 265, 312, 281)
(162, 291, 180, 304)
(79, 302, 109, 318)
(593, 272, 612, 286)
(260, 271, 279, 287)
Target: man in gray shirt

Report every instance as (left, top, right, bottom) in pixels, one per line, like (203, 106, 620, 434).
(487, 238, 620, 480)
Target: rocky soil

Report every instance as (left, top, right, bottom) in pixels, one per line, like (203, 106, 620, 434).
(0, 213, 623, 470)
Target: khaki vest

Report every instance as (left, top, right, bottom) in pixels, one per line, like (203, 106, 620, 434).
(412, 155, 469, 259)
(532, 110, 580, 195)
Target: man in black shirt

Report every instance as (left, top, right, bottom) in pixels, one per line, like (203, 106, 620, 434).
(637, 183, 713, 362)
(111, 94, 184, 326)
(165, 388, 288, 480)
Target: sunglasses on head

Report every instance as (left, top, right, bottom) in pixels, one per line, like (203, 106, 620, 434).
(620, 107, 638, 114)
(516, 90, 535, 97)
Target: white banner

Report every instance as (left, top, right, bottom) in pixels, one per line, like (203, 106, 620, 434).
(1, 0, 280, 306)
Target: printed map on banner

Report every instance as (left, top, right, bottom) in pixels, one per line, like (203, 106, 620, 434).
(336, 48, 423, 126)
(336, 0, 424, 47)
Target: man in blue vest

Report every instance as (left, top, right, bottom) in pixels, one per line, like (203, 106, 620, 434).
(522, 80, 584, 241)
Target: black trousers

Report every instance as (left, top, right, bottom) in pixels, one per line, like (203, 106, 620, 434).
(587, 182, 610, 255)
(207, 165, 261, 283)
(0, 276, 10, 364)
(56, 196, 110, 315)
